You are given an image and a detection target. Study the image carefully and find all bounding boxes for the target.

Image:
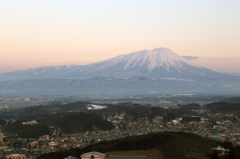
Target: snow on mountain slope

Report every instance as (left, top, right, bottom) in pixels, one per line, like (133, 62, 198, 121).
(83, 48, 200, 73)
(0, 47, 239, 83)
(78, 47, 229, 81)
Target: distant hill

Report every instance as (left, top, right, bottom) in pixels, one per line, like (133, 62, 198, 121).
(38, 112, 114, 133)
(205, 102, 240, 114)
(37, 132, 216, 159)
(88, 104, 198, 121)
(179, 103, 202, 110)
(0, 101, 89, 119)
(5, 112, 114, 138)
(221, 97, 240, 103)
(0, 101, 198, 121)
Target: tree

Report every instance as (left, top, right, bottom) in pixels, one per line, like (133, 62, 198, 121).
(208, 150, 221, 159)
(13, 142, 16, 148)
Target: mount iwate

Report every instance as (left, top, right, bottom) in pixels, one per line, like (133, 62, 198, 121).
(0, 48, 239, 95)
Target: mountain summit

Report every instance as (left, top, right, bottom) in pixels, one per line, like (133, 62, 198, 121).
(0, 48, 238, 83)
(88, 47, 202, 78)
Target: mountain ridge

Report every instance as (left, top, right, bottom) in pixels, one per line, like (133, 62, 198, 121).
(0, 77, 239, 95)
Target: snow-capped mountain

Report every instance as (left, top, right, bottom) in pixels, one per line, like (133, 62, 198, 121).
(0, 48, 239, 83)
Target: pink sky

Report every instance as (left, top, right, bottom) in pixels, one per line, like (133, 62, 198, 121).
(0, 1, 239, 73)
(192, 57, 240, 73)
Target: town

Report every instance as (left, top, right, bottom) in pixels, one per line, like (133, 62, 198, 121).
(0, 105, 240, 159)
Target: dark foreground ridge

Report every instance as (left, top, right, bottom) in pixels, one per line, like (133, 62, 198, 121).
(37, 132, 216, 159)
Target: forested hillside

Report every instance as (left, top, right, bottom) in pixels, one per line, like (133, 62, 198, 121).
(205, 102, 240, 114)
(37, 132, 216, 159)
(5, 112, 114, 138)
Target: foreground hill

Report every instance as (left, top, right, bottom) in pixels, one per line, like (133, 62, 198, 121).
(106, 149, 165, 159)
(5, 112, 114, 138)
(37, 132, 216, 159)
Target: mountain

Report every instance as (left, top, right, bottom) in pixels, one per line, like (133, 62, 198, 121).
(0, 77, 239, 95)
(0, 48, 239, 95)
(0, 77, 194, 94)
(0, 48, 238, 84)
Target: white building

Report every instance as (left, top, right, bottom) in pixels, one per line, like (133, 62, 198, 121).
(81, 151, 106, 159)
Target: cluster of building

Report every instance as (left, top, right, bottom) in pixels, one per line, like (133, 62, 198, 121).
(21, 120, 38, 125)
(1, 110, 240, 158)
(0, 97, 53, 110)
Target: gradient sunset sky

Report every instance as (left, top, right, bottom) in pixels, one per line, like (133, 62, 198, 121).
(1, 0, 240, 73)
